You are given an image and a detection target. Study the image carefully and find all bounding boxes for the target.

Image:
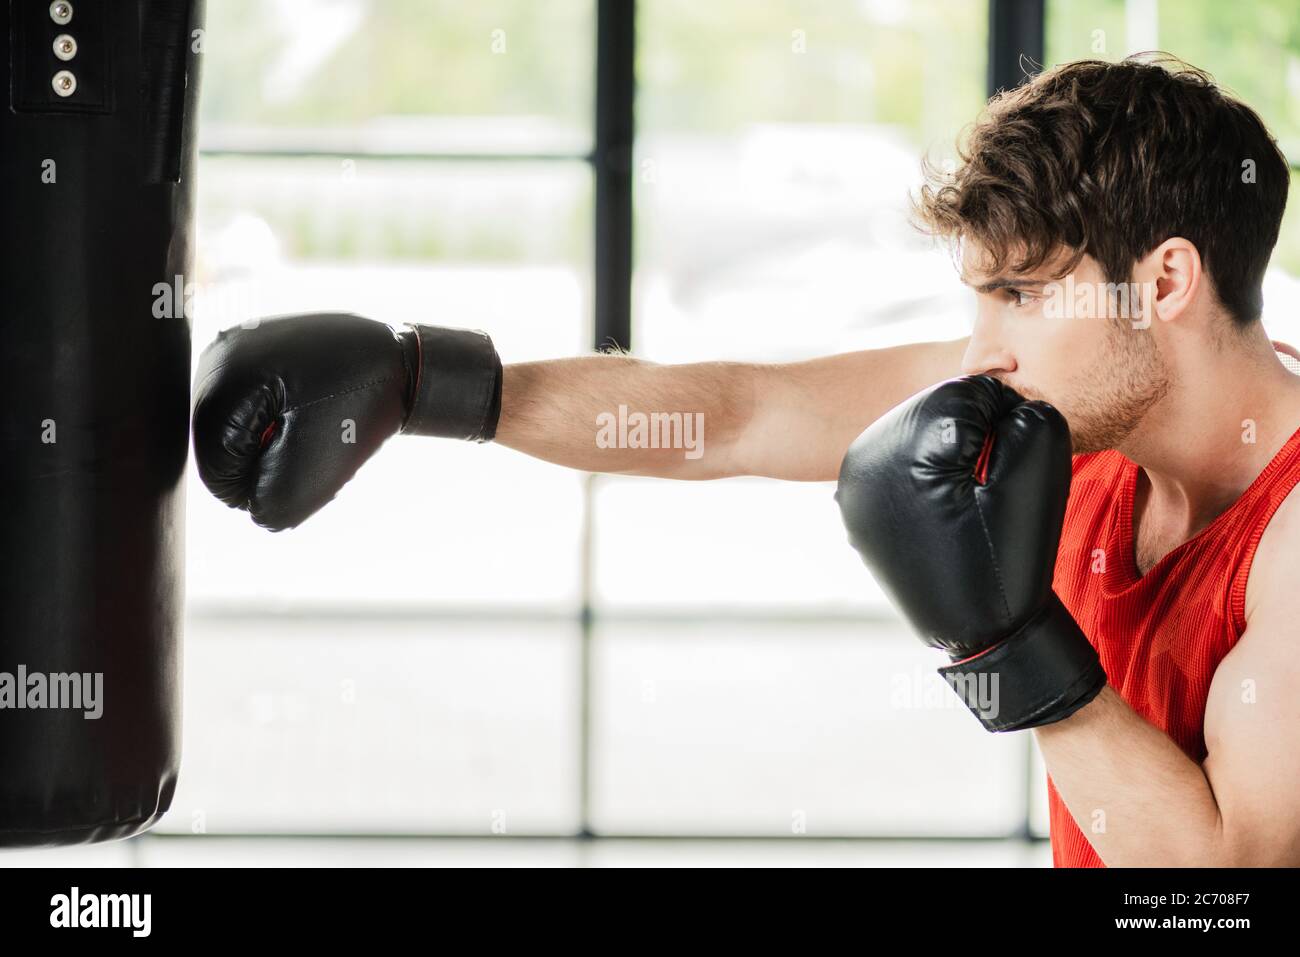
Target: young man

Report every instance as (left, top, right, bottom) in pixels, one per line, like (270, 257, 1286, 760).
(192, 56, 1300, 867)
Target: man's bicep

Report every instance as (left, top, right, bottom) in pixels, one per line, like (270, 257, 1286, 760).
(1203, 595, 1300, 865)
(737, 336, 968, 481)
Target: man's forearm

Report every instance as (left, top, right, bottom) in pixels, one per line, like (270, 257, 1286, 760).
(1034, 685, 1231, 866)
(492, 337, 970, 482)
(494, 355, 756, 479)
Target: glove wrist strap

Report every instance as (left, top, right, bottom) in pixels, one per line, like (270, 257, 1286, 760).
(398, 324, 503, 441)
(937, 595, 1106, 732)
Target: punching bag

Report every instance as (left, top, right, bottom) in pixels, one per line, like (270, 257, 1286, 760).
(0, 0, 202, 845)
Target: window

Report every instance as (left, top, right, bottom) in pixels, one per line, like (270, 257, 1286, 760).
(178, 0, 1028, 841)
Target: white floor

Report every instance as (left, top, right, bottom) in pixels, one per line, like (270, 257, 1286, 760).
(1, 836, 1051, 868)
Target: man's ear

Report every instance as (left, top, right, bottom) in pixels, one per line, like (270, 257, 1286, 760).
(1137, 237, 1202, 323)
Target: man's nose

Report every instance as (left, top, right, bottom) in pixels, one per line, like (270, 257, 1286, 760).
(960, 312, 1016, 377)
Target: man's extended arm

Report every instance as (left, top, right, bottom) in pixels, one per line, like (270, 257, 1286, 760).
(496, 337, 968, 481)
(192, 311, 968, 529)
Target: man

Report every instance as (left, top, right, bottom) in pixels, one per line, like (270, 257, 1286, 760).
(192, 56, 1300, 867)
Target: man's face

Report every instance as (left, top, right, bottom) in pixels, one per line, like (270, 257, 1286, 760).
(958, 244, 1172, 454)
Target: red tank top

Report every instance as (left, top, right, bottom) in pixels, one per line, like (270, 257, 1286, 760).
(1047, 421, 1300, 866)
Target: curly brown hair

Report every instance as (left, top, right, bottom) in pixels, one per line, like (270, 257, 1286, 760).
(914, 54, 1290, 326)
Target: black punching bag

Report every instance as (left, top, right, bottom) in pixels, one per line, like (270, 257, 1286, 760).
(0, 0, 202, 845)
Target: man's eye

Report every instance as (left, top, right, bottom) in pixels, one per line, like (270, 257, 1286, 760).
(1008, 288, 1034, 307)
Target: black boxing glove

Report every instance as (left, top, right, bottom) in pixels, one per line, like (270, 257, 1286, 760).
(835, 375, 1106, 732)
(192, 312, 502, 531)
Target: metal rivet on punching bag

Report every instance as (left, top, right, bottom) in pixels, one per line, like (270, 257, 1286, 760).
(51, 69, 77, 96)
(53, 34, 77, 61)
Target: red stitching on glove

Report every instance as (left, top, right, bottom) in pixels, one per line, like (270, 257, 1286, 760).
(973, 431, 994, 485)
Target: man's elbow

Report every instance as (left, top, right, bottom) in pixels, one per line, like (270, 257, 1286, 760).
(1215, 820, 1300, 867)
(1151, 812, 1300, 867)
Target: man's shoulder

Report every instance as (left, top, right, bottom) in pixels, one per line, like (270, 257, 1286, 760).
(1244, 477, 1300, 623)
